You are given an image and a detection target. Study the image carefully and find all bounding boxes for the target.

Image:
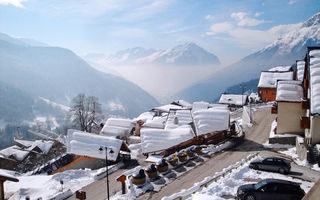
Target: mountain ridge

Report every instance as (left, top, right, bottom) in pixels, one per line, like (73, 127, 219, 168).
(0, 33, 159, 119)
(175, 11, 320, 102)
(104, 42, 220, 66)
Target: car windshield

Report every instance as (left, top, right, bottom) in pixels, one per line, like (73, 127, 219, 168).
(254, 180, 268, 190)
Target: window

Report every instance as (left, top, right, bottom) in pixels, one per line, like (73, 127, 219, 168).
(278, 184, 297, 194)
(266, 90, 268, 94)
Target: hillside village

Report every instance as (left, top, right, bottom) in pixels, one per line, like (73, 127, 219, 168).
(1, 47, 320, 200)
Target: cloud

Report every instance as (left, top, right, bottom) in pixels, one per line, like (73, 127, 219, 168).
(163, 26, 194, 34)
(255, 12, 263, 17)
(231, 12, 265, 26)
(205, 14, 215, 20)
(114, 0, 175, 22)
(205, 20, 301, 48)
(206, 22, 233, 35)
(38, 0, 175, 20)
(0, 0, 25, 7)
(108, 26, 149, 38)
(289, 0, 297, 5)
(268, 23, 302, 36)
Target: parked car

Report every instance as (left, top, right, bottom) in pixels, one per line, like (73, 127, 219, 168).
(249, 157, 291, 174)
(237, 179, 305, 200)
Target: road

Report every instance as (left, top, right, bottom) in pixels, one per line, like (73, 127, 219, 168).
(137, 107, 276, 200)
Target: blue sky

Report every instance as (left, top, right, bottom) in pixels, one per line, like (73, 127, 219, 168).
(0, 0, 319, 65)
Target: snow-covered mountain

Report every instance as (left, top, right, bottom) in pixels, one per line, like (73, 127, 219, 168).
(0, 32, 159, 120)
(175, 12, 320, 102)
(105, 42, 220, 66)
(107, 47, 157, 64)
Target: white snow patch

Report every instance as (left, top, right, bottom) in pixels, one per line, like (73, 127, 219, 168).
(163, 155, 314, 200)
(107, 101, 126, 112)
(38, 96, 70, 112)
(258, 71, 294, 88)
(4, 168, 106, 200)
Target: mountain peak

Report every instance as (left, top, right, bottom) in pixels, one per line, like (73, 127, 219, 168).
(302, 11, 320, 28)
(107, 42, 220, 66)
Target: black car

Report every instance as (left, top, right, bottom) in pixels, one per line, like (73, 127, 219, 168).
(249, 157, 291, 174)
(237, 179, 305, 200)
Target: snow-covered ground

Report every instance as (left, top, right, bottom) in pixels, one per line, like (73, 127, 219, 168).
(279, 147, 320, 172)
(4, 166, 117, 200)
(162, 155, 314, 200)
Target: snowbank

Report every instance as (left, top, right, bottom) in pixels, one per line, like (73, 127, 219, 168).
(163, 154, 314, 200)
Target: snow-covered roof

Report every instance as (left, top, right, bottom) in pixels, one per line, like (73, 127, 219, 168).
(67, 129, 123, 161)
(171, 100, 193, 109)
(208, 104, 229, 109)
(27, 140, 54, 154)
(192, 101, 210, 111)
(309, 49, 320, 115)
(276, 81, 303, 102)
(258, 71, 294, 88)
(135, 111, 155, 122)
(100, 118, 133, 138)
(297, 60, 305, 81)
(219, 94, 248, 106)
(143, 116, 166, 128)
(165, 109, 193, 129)
(192, 107, 230, 136)
(0, 169, 19, 182)
(249, 92, 260, 102)
(152, 104, 183, 113)
(0, 145, 29, 161)
(14, 139, 34, 148)
(268, 65, 292, 72)
(140, 125, 195, 153)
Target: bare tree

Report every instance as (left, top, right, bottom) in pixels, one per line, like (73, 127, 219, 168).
(70, 94, 103, 133)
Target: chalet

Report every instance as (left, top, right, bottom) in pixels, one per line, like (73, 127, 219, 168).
(258, 71, 294, 102)
(218, 94, 248, 108)
(302, 47, 320, 145)
(274, 80, 305, 135)
(140, 102, 230, 156)
(64, 129, 130, 172)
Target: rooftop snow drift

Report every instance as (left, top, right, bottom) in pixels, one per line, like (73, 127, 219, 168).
(67, 129, 123, 161)
(258, 71, 294, 88)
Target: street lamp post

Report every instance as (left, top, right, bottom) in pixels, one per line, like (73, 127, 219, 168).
(99, 146, 114, 200)
(240, 84, 246, 106)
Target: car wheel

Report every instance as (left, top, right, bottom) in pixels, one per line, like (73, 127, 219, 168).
(244, 194, 256, 200)
(279, 168, 285, 174)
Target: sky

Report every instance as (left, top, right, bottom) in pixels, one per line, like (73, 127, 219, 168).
(0, 0, 319, 65)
